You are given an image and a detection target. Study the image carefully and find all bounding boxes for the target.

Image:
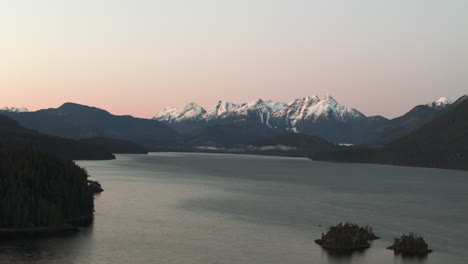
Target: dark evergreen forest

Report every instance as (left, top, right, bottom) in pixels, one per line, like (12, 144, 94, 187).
(0, 146, 94, 228)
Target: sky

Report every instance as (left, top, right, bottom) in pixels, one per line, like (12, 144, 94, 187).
(0, 0, 467, 119)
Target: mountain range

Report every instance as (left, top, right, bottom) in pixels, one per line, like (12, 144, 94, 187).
(2, 93, 467, 170)
(154, 95, 452, 144)
(0, 106, 29, 113)
(2, 95, 456, 149)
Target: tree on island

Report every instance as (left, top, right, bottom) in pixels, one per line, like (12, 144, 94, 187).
(387, 233, 433, 255)
(315, 222, 380, 252)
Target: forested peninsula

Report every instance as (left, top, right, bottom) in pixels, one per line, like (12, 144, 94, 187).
(0, 146, 96, 234)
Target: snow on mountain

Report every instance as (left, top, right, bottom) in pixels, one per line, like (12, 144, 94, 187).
(264, 100, 286, 111)
(155, 99, 287, 126)
(426, 97, 453, 109)
(154, 95, 364, 130)
(0, 107, 29, 113)
(271, 95, 364, 131)
(273, 96, 321, 126)
(228, 99, 286, 126)
(153, 103, 206, 123)
(177, 103, 206, 120)
(205, 100, 238, 120)
(153, 106, 178, 122)
(309, 94, 364, 120)
(231, 99, 266, 115)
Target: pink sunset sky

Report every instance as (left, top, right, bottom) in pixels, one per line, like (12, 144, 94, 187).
(1, 1, 467, 119)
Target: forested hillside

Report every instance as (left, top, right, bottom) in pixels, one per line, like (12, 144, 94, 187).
(0, 146, 94, 228)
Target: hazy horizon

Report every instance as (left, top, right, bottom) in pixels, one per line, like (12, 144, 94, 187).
(1, 93, 466, 120)
(1, 1, 467, 118)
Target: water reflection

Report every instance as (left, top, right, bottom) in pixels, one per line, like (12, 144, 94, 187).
(0, 224, 94, 264)
(393, 253, 428, 264)
(1, 153, 465, 264)
(321, 248, 367, 263)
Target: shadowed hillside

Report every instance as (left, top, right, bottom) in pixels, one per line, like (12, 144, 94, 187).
(312, 96, 468, 170)
(363, 103, 451, 146)
(3, 103, 177, 149)
(0, 115, 115, 160)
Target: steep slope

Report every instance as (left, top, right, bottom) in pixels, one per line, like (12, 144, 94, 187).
(204, 100, 239, 120)
(0, 114, 115, 160)
(223, 99, 283, 126)
(153, 103, 207, 136)
(312, 95, 468, 170)
(271, 95, 364, 128)
(4, 103, 176, 148)
(154, 99, 285, 136)
(270, 95, 387, 143)
(363, 97, 453, 145)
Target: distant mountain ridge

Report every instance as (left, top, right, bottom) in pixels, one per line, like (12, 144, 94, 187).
(154, 95, 387, 143)
(312, 94, 468, 170)
(154, 95, 366, 126)
(0, 106, 29, 113)
(363, 97, 454, 145)
(0, 114, 115, 160)
(3, 95, 458, 151)
(3, 102, 177, 149)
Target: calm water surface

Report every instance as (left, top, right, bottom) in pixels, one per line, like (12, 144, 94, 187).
(1, 153, 467, 264)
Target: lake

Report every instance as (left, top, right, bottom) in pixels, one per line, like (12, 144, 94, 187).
(1, 153, 467, 264)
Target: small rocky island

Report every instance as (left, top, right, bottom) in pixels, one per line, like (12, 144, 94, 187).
(387, 233, 433, 255)
(315, 223, 380, 252)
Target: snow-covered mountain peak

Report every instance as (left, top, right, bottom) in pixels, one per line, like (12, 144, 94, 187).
(323, 94, 338, 105)
(176, 103, 206, 119)
(153, 106, 177, 122)
(154, 95, 367, 130)
(302, 95, 321, 105)
(246, 99, 265, 107)
(153, 103, 206, 122)
(205, 100, 238, 119)
(427, 97, 453, 108)
(0, 106, 29, 113)
(264, 100, 286, 111)
(181, 102, 204, 111)
(271, 95, 365, 132)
